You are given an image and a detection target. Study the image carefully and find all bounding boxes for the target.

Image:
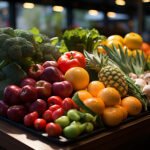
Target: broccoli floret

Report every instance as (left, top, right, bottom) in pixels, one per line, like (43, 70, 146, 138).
(0, 27, 15, 37)
(2, 37, 35, 61)
(14, 29, 36, 45)
(39, 42, 61, 61)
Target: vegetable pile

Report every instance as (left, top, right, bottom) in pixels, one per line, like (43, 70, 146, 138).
(0, 27, 149, 141)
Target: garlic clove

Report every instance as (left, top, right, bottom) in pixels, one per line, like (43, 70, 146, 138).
(135, 78, 147, 90)
(142, 84, 150, 96)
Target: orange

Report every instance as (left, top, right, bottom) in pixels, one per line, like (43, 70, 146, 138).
(107, 40, 123, 49)
(123, 46, 133, 56)
(107, 35, 124, 45)
(97, 87, 121, 107)
(97, 40, 107, 54)
(132, 49, 146, 58)
(87, 81, 105, 97)
(115, 105, 128, 120)
(83, 97, 105, 115)
(124, 32, 143, 50)
(102, 106, 124, 126)
(77, 90, 93, 102)
(64, 67, 90, 91)
(121, 96, 142, 116)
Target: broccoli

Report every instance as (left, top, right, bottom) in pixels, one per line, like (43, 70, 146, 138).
(1, 37, 35, 61)
(0, 27, 16, 37)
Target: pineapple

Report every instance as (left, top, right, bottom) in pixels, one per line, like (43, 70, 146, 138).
(84, 50, 148, 110)
(84, 50, 128, 98)
(98, 65, 128, 97)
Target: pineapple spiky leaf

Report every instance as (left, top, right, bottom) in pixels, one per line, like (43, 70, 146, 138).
(102, 45, 133, 74)
(131, 50, 146, 75)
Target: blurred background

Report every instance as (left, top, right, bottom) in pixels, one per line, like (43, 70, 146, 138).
(0, 0, 149, 41)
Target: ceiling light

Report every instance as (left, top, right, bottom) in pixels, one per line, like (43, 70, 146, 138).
(23, 3, 35, 9)
(115, 0, 126, 6)
(142, 0, 150, 2)
(107, 12, 116, 18)
(88, 10, 99, 16)
(53, 6, 64, 12)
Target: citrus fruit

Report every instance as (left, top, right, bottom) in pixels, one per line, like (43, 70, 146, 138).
(83, 97, 105, 115)
(115, 105, 128, 120)
(124, 32, 143, 50)
(132, 49, 146, 58)
(97, 87, 121, 107)
(107, 40, 123, 49)
(76, 90, 93, 102)
(87, 81, 105, 97)
(64, 67, 90, 91)
(121, 96, 142, 116)
(107, 35, 124, 45)
(102, 106, 124, 126)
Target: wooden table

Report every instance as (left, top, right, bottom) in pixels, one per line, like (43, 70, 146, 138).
(0, 114, 150, 150)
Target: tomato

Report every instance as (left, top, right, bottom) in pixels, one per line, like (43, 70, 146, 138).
(42, 110, 53, 122)
(34, 118, 47, 130)
(49, 104, 61, 112)
(45, 122, 62, 137)
(47, 96, 63, 106)
(57, 51, 86, 73)
(52, 108, 64, 120)
(24, 111, 39, 127)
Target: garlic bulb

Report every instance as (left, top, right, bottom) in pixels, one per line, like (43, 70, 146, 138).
(135, 78, 147, 90)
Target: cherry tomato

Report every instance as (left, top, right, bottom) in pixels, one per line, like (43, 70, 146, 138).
(24, 111, 39, 127)
(47, 96, 63, 106)
(42, 110, 53, 122)
(62, 98, 74, 111)
(45, 122, 62, 137)
(34, 118, 47, 130)
(57, 51, 86, 73)
(49, 104, 61, 112)
(52, 108, 64, 120)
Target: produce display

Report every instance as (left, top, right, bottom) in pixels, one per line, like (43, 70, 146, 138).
(0, 27, 150, 143)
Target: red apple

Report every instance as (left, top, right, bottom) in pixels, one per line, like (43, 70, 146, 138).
(40, 66, 64, 83)
(35, 80, 52, 98)
(0, 101, 9, 116)
(20, 85, 37, 103)
(3, 85, 21, 105)
(24, 111, 39, 127)
(42, 61, 58, 68)
(20, 78, 36, 87)
(29, 99, 47, 116)
(47, 96, 63, 107)
(34, 118, 47, 131)
(52, 81, 73, 98)
(28, 64, 44, 80)
(42, 109, 53, 122)
(7, 105, 27, 122)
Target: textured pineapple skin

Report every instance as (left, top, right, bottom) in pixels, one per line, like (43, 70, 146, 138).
(98, 65, 128, 97)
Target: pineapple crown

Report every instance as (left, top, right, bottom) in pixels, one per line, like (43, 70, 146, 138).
(102, 45, 147, 75)
(84, 50, 109, 72)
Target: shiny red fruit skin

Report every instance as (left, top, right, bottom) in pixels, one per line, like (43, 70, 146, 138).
(45, 122, 62, 137)
(34, 118, 47, 130)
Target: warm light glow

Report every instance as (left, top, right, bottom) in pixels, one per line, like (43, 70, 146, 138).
(88, 10, 99, 16)
(23, 3, 35, 9)
(53, 6, 64, 12)
(107, 12, 116, 18)
(115, 0, 126, 6)
(142, 0, 150, 2)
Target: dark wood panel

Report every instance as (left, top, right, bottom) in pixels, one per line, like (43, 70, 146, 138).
(0, 115, 150, 150)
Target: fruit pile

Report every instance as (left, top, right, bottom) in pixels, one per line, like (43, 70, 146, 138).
(0, 27, 149, 140)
